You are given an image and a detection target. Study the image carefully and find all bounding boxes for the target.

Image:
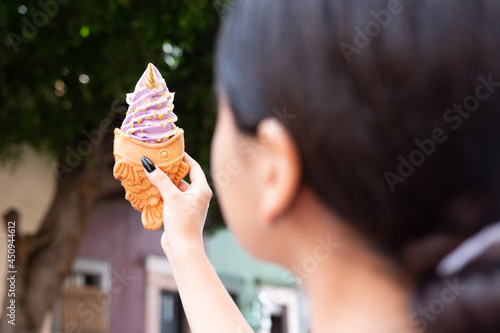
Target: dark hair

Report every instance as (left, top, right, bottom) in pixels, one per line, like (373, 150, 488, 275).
(215, 0, 500, 332)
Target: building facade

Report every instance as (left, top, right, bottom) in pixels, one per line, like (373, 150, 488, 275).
(0, 146, 309, 332)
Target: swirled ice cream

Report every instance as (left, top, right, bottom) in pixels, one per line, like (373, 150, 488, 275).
(120, 63, 180, 143)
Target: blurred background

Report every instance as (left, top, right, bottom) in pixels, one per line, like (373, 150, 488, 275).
(0, 1, 307, 332)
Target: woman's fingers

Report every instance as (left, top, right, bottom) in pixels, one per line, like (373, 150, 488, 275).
(142, 154, 210, 199)
(184, 153, 212, 199)
(142, 156, 179, 198)
(184, 153, 209, 184)
(160, 230, 169, 254)
(178, 180, 190, 192)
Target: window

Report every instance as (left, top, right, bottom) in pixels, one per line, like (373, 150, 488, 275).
(145, 255, 191, 333)
(54, 258, 111, 333)
(270, 306, 288, 333)
(145, 256, 244, 333)
(258, 286, 301, 333)
(160, 291, 184, 333)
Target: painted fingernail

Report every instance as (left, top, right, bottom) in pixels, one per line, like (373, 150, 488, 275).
(141, 156, 156, 173)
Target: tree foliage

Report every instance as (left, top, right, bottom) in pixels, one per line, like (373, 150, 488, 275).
(1, 0, 220, 156)
(0, 0, 224, 229)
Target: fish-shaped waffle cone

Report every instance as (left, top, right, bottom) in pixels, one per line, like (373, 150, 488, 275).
(113, 128, 190, 230)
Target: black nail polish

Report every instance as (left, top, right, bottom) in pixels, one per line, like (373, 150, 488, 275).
(141, 156, 156, 173)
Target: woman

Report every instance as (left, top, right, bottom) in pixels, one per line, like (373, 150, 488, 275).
(141, 0, 500, 332)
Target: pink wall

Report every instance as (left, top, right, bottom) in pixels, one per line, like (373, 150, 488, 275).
(78, 201, 165, 333)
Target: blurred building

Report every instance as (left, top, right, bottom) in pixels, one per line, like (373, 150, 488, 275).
(0, 146, 309, 333)
(56, 201, 308, 333)
(208, 229, 309, 333)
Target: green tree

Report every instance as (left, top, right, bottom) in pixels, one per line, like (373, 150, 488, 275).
(0, 1, 223, 331)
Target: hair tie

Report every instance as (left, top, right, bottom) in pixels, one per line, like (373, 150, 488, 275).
(437, 221, 500, 277)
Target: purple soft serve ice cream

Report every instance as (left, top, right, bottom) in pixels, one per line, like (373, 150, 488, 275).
(120, 63, 180, 143)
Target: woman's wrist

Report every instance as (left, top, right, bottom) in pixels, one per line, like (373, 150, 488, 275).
(163, 233, 205, 263)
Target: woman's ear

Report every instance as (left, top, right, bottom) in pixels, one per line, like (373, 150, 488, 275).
(255, 118, 302, 226)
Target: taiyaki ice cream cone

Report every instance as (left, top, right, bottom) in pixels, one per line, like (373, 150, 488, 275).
(113, 63, 189, 230)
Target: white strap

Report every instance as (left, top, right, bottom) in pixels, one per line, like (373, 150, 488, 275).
(437, 221, 500, 277)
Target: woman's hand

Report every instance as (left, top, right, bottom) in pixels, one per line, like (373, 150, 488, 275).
(143, 153, 213, 256)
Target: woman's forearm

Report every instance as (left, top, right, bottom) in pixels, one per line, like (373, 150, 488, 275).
(167, 239, 253, 333)
(143, 156, 252, 332)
